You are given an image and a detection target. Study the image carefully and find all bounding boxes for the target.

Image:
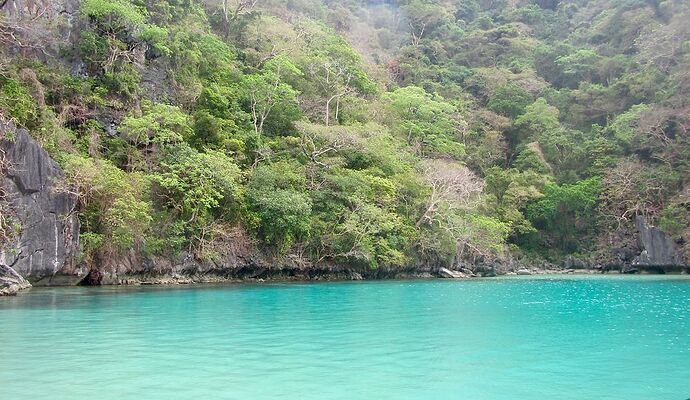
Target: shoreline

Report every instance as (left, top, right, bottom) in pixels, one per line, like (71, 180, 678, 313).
(5, 267, 689, 296)
(3, 253, 689, 296)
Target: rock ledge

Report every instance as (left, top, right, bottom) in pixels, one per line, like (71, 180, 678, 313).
(0, 264, 31, 295)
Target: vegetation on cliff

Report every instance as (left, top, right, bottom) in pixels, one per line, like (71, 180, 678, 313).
(1, 0, 689, 270)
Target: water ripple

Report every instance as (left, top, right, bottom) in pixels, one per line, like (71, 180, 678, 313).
(1, 276, 689, 399)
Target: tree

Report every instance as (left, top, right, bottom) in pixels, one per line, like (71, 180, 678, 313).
(60, 155, 152, 255)
(484, 166, 547, 237)
(308, 165, 415, 269)
(487, 83, 534, 118)
(416, 159, 484, 228)
(514, 98, 560, 139)
(80, 0, 170, 97)
(247, 161, 312, 252)
(219, 0, 259, 39)
(297, 121, 362, 167)
(304, 57, 365, 126)
(555, 49, 601, 84)
(323, 203, 410, 268)
(414, 162, 510, 266)
(525, 177, 601, 253)
(81, 0, 171, 67)
(242, 55, 301, 138)
(384, 86, 465, 158)
(605, 104, 651, 147)
(119, 101, 192, 171)
(444, 213, 510, 265)
(401, 0, 451, 46)
(299, 21, 376, 125)
(152, 145, 243, 250)
(599, 158, 669, 227)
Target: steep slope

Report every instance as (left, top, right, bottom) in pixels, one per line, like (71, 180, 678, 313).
(0, 123, 82, 285)
(0, 0, 688, 287)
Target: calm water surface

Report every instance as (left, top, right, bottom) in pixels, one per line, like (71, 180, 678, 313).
(1, 275, 689, 399)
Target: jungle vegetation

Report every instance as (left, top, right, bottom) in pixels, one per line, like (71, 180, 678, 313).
(1, 0, 688, 269)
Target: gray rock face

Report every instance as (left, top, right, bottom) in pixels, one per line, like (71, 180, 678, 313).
(562, 255, 589, 269)
(1, 0, 81, 56)
(0, 125, 84, 285)
(633, 216, 685, 268)
(0, 264, 31, 295)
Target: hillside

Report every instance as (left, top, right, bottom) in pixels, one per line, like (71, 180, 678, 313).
(1, 0, 689, 285)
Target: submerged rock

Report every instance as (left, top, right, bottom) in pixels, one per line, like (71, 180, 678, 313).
(0, 125, 84, 285)
(0, 264, 31, 295)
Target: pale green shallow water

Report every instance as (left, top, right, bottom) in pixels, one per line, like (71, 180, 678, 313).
(1, 275, 689, 399)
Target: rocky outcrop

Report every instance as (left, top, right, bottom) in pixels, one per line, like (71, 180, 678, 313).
(0, 124, 84, 285)
(1, 0, 82, 60)
(438, 267, 474, 279)
(633, 216, 686, 270)
(0, 264, 31, 295)
(77, 249, 435, 286)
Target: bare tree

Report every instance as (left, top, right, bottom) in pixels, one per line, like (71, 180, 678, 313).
(409, 20, 426, 47)
(248, 73, 281, 137)
(0, 15, 44, 52)
(222, 0, 259, 23)
(246, 57, 299, 145)
(297, 122, 361, 167)
(600, 158, 665, 228)
(416, 159, 484, 228)
(306, 60, 355, 126)
(220, 0, 259, 38)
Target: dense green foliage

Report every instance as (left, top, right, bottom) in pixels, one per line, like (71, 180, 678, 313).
(1, 0, 689, 267)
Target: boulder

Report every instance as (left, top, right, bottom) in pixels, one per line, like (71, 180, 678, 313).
(438, 268, 471, 279)
(0, 264, 31, 295)
(0, 124, 84, 285)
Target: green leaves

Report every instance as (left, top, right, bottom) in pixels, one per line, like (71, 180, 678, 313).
(384, 86, 465, 158)
(555, 49, 601, 81)
(484, 167, 548, 237)
(247, 162, 312, 253)
(0, 78, 38, 128)
(104, 196, 153, 250)
(525, 177, 601, 253)
(121, 101, 192, 147)
(80, 0, 172, 99)
(140, 26, 172, 56)
(82, 0, 148, 32)
(605, 104, 650, 147)
(153, 145, 242, 226)
(514, 98, 560, 136)
(81, 0, 171, 54)
(488, 83, 534, 118)
(61, 155, 153, 255)
(241, 58, 302, 137)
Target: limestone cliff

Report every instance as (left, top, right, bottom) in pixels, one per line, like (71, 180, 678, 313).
(0, 123, 84, 287)
(633, 216, 686, 270)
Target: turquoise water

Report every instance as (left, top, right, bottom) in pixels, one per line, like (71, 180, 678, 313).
(1, 276, 689, 399)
